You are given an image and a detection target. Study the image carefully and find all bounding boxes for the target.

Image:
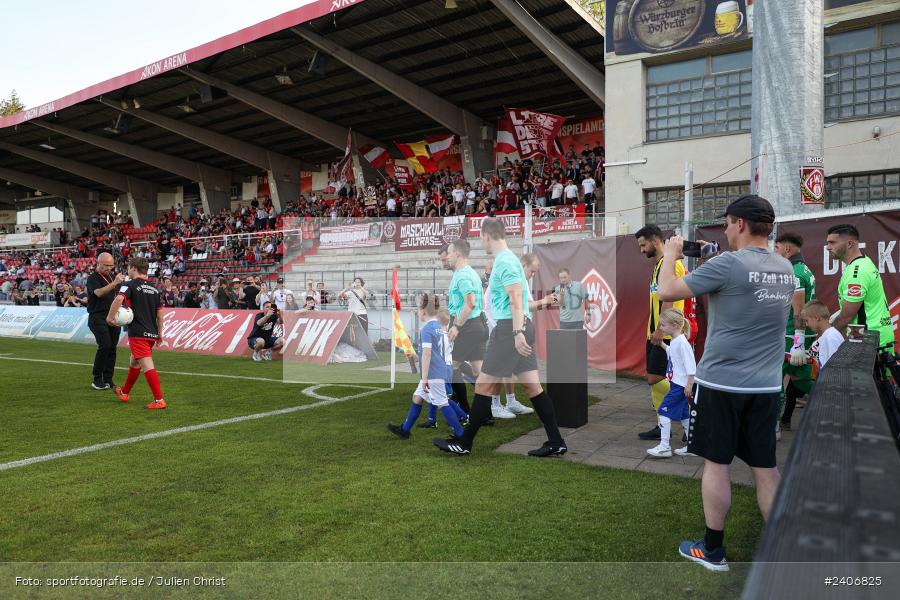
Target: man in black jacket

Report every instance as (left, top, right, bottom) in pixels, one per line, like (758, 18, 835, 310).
(86, 252, 124, 390)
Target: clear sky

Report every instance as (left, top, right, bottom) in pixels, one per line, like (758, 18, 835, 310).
(0, 0, 315, 109)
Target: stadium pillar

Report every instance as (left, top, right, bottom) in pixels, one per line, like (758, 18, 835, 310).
(751, 0, 825, 216)
(0, 141, 159, 228)
(97, 99, 308, 211)
(488, 0, 605, 108)
(179, 68, 385, 152)
(33, 120, 234, 216)
(291, 27, 490, 182)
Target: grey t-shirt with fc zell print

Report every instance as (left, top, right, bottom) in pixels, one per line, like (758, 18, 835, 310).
(684, 247, 794, 393)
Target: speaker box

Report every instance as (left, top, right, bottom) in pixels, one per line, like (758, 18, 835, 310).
(308, 51, 329, 76)
(546, 328, 588, 428)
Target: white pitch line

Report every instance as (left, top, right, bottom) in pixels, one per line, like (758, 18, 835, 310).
(0, 355, 382, 386)
(0, 385, 386, 472)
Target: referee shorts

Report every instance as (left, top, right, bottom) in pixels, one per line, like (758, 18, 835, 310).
(450, 316, 487, 362)
(481, 319, 538, 378)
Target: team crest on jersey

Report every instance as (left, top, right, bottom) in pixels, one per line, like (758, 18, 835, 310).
(582, 269, 617, 338)
(847, 283, 862, 298)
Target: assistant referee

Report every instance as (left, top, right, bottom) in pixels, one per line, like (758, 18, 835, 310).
(86, 252, 124, 390)
(446, 239, 486, 414)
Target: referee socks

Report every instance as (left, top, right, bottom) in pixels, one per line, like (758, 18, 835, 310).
(459, 393, 493, 449)
(529, 391, 565, 446)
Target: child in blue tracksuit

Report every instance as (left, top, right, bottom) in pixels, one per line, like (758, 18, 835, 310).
(646, 308, 695, 458)
(388, 296, 466, 440)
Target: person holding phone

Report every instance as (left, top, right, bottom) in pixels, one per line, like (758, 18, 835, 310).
(246, 301, 284, 361)
(339, 277, 370, 334)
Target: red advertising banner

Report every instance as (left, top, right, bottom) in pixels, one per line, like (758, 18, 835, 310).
(466, 206, 587, 239)
(395, 216, 467, 251)
(319, 222, 384, 249)
(117, 309, 375, 364)
(556, 116, 605, 156)
(505, 107, 566, 160)
(531, 205, 587, 237)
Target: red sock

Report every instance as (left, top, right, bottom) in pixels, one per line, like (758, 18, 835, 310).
(123, 367, 141, 394)
(144, 369, 164, 401)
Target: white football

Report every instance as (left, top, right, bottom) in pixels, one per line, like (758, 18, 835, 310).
(113, 306, 134, 327)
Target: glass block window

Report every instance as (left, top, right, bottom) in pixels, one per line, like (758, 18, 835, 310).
(825, 171, 900, 208)
(646, 51, 751, 142)
(644, 182, 751, 231)
(825, 23, 900, 123)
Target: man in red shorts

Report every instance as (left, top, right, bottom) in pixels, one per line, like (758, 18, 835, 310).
(106, 256, 168, 410)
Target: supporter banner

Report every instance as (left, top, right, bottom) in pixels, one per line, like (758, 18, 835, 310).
(300, 171, 314, 194)
(505, 108, 566, 161)
(466, 207, 587, 238)
(319, 222, 384, 249)
(557, 116, 605, 156)
(387, 161, 415, 191)
(467, 210, 523, 237)
(0, 231, 54, 247)
(433, 143, 463, 173)
(532, 205, 588, 237)
(394, 216, 467, 251)
(606, 0, 751, 59)
(699, 209, 900, 353)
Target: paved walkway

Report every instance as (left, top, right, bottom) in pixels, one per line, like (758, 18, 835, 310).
(497, 378, 796, 486)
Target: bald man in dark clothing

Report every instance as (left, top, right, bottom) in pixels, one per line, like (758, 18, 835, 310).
(86, 252, 125, 390)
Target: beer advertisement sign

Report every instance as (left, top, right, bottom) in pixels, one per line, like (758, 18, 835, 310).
(606, 0, 751, 59)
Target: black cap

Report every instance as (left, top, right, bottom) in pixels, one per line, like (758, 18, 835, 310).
(718, 194, 775, 224)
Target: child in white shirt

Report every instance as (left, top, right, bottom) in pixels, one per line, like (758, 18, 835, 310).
(800, 300, 845, 371)
(647, 308, 696, 458)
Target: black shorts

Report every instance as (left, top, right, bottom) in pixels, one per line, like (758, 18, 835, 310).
(687, 385, 779, 468)
(450, 316, 486, 362)
(481, 319, 538, 378)
(646, 340, 668, 377)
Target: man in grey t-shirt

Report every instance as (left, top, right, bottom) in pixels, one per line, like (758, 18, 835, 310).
(658, 194, 793, 572)
(553, 268, 588, 329)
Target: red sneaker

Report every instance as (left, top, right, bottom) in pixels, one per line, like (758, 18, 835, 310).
(145, 399, 167, 410)
(114, 387, 129, 403)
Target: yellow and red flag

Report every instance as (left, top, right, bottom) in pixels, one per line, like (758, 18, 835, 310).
(391, 267, 416, 358)
(394, 140, 437, 174)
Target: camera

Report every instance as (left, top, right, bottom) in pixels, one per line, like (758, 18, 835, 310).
(682, 241, 719, 258)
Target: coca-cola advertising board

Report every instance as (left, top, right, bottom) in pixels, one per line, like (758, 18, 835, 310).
(108, 309, 375, 364)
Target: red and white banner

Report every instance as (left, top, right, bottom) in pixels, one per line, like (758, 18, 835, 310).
(116, 308, 375, 364)
(387, 161, 415, 191)
(466, 206, 587, 239)
(300, 171, 314, 194)
(426, 134, 455, 162)
(557, 116, 605, 156)
(467, 210, 523, 237)
(361, 144, 389, 170)
(319, 222, 383, 249)
(505, 107, 566, 160)
(495, 118, 518, 154)
(395, 216, 467, 251)
(0, 231, 54, 247)
(531, 205, 588, 237)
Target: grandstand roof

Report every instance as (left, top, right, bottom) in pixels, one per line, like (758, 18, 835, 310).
(0, 0, 603, 204)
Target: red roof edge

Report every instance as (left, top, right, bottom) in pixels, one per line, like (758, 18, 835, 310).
(0, 0, 366, 130)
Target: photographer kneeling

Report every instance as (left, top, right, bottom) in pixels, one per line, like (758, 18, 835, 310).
(247, 301, 284, 361)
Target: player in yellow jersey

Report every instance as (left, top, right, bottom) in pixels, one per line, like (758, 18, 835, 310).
(635, 225, 685, 441)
